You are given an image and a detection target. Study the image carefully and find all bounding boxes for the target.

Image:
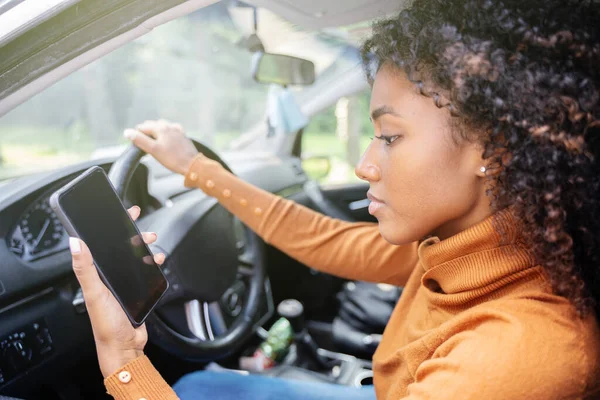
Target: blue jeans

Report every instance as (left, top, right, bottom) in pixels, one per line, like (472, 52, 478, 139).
(173, 370, 376, 400)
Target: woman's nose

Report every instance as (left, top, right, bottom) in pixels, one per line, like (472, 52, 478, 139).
(355, 145, 381, 182)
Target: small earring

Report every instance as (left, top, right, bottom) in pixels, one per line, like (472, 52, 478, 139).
(480, 166, 487, 173)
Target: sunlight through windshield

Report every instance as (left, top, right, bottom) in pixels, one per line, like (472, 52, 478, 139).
(0, 2, 354, 179)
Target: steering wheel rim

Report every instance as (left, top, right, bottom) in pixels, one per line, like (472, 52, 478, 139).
(107, 140, 267, 361)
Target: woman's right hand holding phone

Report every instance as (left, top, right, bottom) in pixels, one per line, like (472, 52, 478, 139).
(124, 120, 200, 175)
(70, 206, 164, 378)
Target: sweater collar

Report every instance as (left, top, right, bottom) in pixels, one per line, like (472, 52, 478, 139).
(417, 209, 538, 298)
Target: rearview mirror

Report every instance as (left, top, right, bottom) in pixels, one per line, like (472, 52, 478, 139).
(252, 52, 315, 86)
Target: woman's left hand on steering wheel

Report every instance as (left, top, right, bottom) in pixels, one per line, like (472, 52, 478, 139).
(69, 205, 165, 378)
(123, 119, 200, 176)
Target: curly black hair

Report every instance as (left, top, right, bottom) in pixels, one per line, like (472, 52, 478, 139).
(361, 0, 600, 316)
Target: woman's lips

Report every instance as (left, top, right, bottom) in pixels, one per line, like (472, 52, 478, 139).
(368, 201, 384, 215)
(367, 192, 385, 215)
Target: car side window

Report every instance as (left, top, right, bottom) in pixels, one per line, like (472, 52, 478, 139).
(301, 91, 372, 184)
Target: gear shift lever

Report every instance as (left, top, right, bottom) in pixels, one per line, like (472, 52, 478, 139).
(277, 299, 305, 333)
(277, 299, 332, 369)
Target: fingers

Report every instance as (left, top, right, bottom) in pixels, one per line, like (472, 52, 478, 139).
(154, 253, 166, 265)
(142, 232, 157, 244)
(127, 206, 141, 221)
(136, 121, 159, 138)
(136, 120, 171, 137)
(69, 238, 105, 300)
(142, 253, 166, 265)
(124, 120, 170, 152)
(129, 232, 157, 247)
(124, 128, 156, 154)
(130, 120, 184, 138)
(127, 206, 157, 246)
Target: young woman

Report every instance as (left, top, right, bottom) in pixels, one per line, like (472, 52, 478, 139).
(69, 0, 600, 398)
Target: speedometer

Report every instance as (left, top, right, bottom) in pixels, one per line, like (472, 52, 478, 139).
(20, 199, 64, 254)
(9, 193, 66, 261)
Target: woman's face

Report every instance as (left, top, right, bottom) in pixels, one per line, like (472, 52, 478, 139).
(356, 65, 492, 244)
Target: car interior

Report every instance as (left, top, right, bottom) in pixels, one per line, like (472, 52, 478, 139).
(0, 0, 405, 398)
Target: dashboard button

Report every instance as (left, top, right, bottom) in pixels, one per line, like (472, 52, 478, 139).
(0, 319, 54, 382)
(4, 339, 32, 371)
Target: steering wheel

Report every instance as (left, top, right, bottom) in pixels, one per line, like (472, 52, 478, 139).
(107, 140, 267, 362)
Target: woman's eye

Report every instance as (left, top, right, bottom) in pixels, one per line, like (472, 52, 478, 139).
(373, 134, 401, 146)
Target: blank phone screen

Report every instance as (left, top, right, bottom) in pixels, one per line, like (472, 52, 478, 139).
(59, 168, 168, 324)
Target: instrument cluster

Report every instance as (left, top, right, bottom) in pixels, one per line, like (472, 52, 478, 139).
(8, 190, 67, 262)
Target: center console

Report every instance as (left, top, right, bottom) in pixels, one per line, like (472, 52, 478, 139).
(209, 298, 375, 388)
(208, 342, 374, 388)
(275, 298, 374, 387)
(315, 348, 373, 387)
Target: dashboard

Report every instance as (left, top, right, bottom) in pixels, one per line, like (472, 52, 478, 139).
(9, 186, 68, 262)
(0, 160, 155, 392)
(4, 162, 158, 263)
(0, 152, 307, 397)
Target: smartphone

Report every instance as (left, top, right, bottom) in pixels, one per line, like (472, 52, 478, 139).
(50, 166, 169, 327)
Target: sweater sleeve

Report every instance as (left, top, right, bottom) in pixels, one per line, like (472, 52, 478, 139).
(184, 155, 419, 286)
(104, 355, 179, 399)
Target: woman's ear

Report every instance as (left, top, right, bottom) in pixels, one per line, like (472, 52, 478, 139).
(463, 139, 488, 178)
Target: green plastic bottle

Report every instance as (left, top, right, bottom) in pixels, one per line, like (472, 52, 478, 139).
(260, 317, 294, 362)
(241, 317, 294, 371)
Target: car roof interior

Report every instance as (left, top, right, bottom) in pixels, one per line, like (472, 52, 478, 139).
(237, 0, 402, 29)
(0, 0, 405, 117)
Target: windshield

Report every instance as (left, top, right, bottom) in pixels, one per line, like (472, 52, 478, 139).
(0, 1, 354, 179)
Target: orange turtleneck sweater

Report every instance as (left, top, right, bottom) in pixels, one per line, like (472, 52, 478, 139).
(104, 155, 600, 399)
